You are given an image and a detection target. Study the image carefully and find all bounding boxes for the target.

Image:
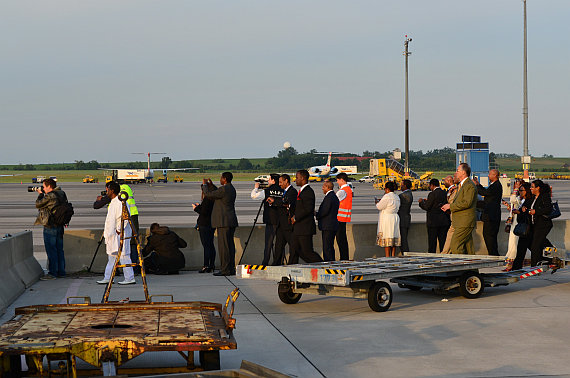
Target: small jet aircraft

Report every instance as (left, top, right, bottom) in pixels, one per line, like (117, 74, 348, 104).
(308, 152, 358, 181)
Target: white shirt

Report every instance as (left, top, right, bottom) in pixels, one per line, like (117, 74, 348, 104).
(336, 183, 350, 201)
(250, 187, 264, 200)
(298, 183, 310, 194)
(104, 196, 132, 255)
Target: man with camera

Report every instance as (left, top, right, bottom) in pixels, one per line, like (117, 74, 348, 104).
(33, 178, 68, 280)
(267, 174, 297, 265)
(251, 173, 283, 266)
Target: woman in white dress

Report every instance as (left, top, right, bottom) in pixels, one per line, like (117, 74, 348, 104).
(375, 181, 401, 257)
(503, 179, 522, 271)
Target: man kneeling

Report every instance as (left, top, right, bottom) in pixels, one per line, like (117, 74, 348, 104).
(142, 223, 187, 275)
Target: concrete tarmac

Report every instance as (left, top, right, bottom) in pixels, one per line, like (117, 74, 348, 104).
(1, 268, 569, 377)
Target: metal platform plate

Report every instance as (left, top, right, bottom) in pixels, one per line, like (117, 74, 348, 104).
(0, 300, 237, 372)
(238, 253, 505, 287)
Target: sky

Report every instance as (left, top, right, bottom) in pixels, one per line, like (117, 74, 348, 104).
(1, 1, 569, 164)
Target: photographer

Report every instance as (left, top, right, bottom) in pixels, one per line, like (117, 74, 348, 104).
(34, 178, 68, 280)
(250, 173, 283, 266)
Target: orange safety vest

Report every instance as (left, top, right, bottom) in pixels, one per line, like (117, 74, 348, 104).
(337, 185, 353, 222)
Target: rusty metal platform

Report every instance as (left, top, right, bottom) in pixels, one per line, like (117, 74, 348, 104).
(0, 290, 239, 377)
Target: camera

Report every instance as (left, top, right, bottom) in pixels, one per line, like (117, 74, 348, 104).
(101, 191, 107, 196)
(28, 186, 43, 193)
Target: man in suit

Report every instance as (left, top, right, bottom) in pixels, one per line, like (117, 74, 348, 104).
(419, 179, 450, 253)
(398, 179, 413, 254)
(289, 170, 324, 264)
(441, 175, 458, 254)
(251, 173, 283, 265)
(202, 172, 238, 276)
(267, 174, 297, 265)
(441, 163, 478, 255)
(316, 180, 340, 261)
(473, 169, 503, 256)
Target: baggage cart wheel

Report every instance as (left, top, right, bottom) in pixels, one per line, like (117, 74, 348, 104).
(458, 271, 484, 299)
(278, 288, 302, 304)
(200, 350, 220, 371)
(368, 281, 393, 312)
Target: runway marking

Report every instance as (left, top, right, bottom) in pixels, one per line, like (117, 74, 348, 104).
(60, 279, 84, 304)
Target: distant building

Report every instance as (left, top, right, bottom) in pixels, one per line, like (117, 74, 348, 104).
(456, 135, 489, 178)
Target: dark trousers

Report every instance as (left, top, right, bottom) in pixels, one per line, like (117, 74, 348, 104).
(199, 225, 216, 269)
(289, 234, 323, 264)
(427, 226, 448, 253)
(217, 227, 236, 274)
(129, 215, 141, 273)
(262, 224, 277, 266)
(43, 226, 65, 277)
(273, 226, 293, 266)
(482, 219, 501, 256)
(530, 224, 553, 267)
(322, 230, 337, 261)
(512, 226, 553, 270)
(400, 224, 410, 253)
(513, 235, 531, 270)
(335, 222, 349, 260)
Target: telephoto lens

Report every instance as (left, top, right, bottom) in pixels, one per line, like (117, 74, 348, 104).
(100, 191, 107, 196)
(27, 186, 42, 192)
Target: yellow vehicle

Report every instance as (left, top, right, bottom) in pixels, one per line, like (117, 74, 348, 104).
(82, 175, 99, 183)
(370, 158, 433, 191)
(173, 174, 183, 183)
(105, 175, 113, 183)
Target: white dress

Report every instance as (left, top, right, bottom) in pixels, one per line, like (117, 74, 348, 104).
(375, 191, 401, 247)
(505, 194, 522, 260)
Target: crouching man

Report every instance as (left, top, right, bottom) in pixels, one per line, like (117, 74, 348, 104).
(142, 223, 187, 275)
(97, 181, 136, 285)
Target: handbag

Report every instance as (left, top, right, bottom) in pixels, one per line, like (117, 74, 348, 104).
(504, 216, 513, 233)
(547, 201, 561, 219)
(514, 220, 530, 238)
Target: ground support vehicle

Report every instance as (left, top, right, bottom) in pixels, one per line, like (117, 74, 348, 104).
(82, 175, 98, 183)
(0, 292, 239, 376)
(174, 174, 184, 183)
(238, 250, 569, 312)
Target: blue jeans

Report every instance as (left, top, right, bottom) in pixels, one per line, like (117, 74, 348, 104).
(43, 226, 65, 277)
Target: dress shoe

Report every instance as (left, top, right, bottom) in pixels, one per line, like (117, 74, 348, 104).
(118, 279, 136, 285)
(198, 267, 209, 273)
(213, 271, 230, 276)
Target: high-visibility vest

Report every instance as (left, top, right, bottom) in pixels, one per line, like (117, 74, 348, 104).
(337, 185, 352, 222)
(120, 184, 138, 216)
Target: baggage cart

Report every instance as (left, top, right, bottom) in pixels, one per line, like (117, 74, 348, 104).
(237, 249, 569, 312)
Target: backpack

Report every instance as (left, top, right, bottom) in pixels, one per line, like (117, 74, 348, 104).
(52, 195, 74, 227)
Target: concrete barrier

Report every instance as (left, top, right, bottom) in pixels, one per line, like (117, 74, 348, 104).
(10, 231, 44, 288)
(62, 220, 570, 273)
(0, 234, 27, 315)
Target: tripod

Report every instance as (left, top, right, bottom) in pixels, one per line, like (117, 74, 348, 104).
(101, 192, 149, 304)
(87, 234, 105, 273)
(238, 200, 264, 265)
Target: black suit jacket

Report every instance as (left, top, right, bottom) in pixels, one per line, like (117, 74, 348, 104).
(272, 186, 297, 231)
(293, 185, 317, 236)
(262, 183, 283, 225)
(316, 191, 340, 231)
(477, 180, 503, 222)
(398, 189, 413, 228)
(203, 183, 238, 228)
(419, 187, 450, 227)
(531, 194, 553, 229)
(194, 196, 215, 228)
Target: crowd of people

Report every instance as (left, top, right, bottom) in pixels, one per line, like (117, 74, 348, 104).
(34, 163, 559, 281)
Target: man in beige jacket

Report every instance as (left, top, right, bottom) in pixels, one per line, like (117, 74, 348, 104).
(441, 163, 478, 254)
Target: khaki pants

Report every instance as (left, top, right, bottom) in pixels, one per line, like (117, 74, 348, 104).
(440, 225, 455, 254)
(450, 226, 474, 255)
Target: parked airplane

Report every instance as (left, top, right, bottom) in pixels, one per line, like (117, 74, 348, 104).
(308, 152, 358, 181)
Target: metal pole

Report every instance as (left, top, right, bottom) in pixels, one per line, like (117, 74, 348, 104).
(403, 36, 412, 175)
(522, 0, 530, 179)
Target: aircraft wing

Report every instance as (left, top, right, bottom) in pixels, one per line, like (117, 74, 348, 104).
(162, 168, 199, 171)
(0, 174, 22, 177)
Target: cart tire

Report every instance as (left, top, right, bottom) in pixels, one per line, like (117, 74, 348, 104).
(200, 350, 220, 371)
(367, 281, 393, 312)
(278, 289, 302, 304)
(458, 272, 484, 299)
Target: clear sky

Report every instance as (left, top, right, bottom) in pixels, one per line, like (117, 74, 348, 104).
(2, 1, 568, 164)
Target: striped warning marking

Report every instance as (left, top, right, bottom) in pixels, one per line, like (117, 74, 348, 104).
(244, 265, 267, 271)
(325, 269, 346, 275)
(352, 275, 364, 281)
(520, 268, 544, 279)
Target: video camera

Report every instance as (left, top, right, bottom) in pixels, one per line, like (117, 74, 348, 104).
(28, 186, 43, 193)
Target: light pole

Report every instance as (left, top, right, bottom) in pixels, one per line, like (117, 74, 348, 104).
(522, 0, 530, 179)
(403, 36, 412, 176)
